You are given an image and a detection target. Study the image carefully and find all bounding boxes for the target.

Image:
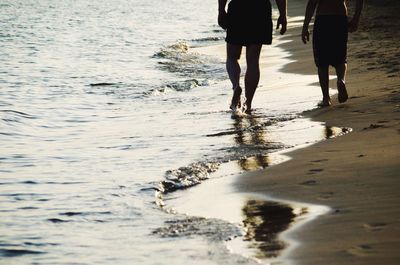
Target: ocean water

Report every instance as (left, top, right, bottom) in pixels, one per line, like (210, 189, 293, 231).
(1, 1, 348, 264)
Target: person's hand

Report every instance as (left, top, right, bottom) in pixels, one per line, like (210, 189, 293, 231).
(348, 18, 359, 33)
(302, 28, 310, 44)
(277, 15, 287, 35)
(218, 10, 228, 30)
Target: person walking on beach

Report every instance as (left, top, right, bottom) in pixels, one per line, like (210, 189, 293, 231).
(302, 0, 364, 107)
(218, 0, 288, 114)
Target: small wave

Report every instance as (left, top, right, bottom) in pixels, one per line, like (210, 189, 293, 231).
(157, 161, 220, 194)
(153, 41, 190, 59)
(153, 216, 242, 241)
(143, 87, 173, 96)
(192, 36, 223, 42)
(165, 79, 208, 92)
(144, 78, 210, 95)
(156, 115, 293, 203)
(189, 36, 224, 48)
(153, 41, 225, 80)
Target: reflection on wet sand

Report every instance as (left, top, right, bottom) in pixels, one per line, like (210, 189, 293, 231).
(232, 115, 351, 172)
(230, 115, 345, 260)
(238, 154, 270, 171)
(241, 200, 297, 259)
(231, 115, 297, 259)
(232, 115, 272, 171)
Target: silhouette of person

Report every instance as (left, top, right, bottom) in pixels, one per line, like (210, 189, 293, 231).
(218, 0, 287, 114)
(302, 0, 364, 107)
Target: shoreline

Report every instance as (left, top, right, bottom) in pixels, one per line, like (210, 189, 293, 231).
(167, 34, 350, 264)
(162, 1, 399, 264)
(235, 1, 400, 264)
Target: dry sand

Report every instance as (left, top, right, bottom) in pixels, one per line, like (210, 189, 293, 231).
(235, 1, 400, 264)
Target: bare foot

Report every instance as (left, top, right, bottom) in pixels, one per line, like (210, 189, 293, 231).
(240, 100, 252, 114)
(244, 109, 252, 115)
(230, 86, 242, 111)
(337, 80, 348, 103)
(317, 98, 332, 107)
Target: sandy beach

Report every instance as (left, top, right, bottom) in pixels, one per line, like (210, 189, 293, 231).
(235, 0, 400, 264)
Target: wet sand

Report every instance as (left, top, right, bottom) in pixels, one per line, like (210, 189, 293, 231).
(236, 1, 400, 264)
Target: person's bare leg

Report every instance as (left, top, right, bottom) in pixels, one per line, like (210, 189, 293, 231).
(335, 63, 348, 103)
(317, 66, 331, 107)
(226, 43, 243, 110)
(244, 44, 262, 113)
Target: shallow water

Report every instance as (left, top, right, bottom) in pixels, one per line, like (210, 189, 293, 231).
(1, 0, 347, 264)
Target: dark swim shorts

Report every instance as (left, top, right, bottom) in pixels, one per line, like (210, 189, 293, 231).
(226, 0, 273, 46)
(313, 15, 348, 67)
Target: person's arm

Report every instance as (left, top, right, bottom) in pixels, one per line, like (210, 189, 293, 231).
(218, 0, 227, 11)
(348, 0, 364, 32)
(301, 0, 318, 44)
(275, 0, 287, 35)
(218, 0, 228, 29)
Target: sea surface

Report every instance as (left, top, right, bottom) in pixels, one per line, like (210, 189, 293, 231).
(1, 1, 347, 264)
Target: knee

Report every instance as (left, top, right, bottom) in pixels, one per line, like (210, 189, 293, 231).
(246, 61, 260, 72)
(227, 55, 240, 64)
(226, 57, 241, 70)
(246, 56, 260, 69)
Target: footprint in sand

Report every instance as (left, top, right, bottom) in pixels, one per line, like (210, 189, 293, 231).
(347, 244, 376, 257)
(349, 96, 366, 99)
(363, 223, 387, 232)
(385, 91, 400, 103)
(311, 159, 329, 163)
(318, 192, 334, 200)
(326, 149, 340, 153)
(307, 168, 324, 175)
(299, 180, 317, 186)
(363, 124, 387, 130)
(377, 120, 390, 124)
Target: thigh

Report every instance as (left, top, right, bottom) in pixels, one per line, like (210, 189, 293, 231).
(227, 43, 243, 60)
(246, 44, 262, 65)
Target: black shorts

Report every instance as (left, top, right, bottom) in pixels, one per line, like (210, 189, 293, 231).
(313, 15, 348, 67)
(226, 0, 273, 46)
